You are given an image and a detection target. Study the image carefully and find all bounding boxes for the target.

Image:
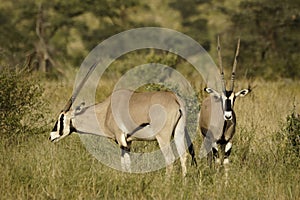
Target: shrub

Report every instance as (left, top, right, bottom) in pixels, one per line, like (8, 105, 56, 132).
(284, 109, 300, 155)
(276, 106, 300, 163)
(0, 66, 48, 144)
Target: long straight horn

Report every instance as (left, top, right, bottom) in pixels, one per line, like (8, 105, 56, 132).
(230, 38, 240, 91)
(63, 98, 73, 112)
(62, 60, 99, 112)
(218, 36, 226, 91)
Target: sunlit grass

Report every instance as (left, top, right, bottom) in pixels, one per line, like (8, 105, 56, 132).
(1, 73, 299, 199)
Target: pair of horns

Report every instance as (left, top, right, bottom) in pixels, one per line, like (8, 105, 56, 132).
(63, 60, 100, 112)
(218, 36, 240, 92)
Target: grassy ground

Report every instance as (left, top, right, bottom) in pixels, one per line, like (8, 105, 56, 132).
(1, 74, 300, 199)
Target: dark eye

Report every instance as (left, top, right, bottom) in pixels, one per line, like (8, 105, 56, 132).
(213, 95, 221, 101)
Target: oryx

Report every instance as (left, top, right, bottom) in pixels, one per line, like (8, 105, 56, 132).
(199, 37, 251, 170)
(49, 79, 196, 176)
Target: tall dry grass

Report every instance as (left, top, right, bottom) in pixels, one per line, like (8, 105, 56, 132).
(1, 67, 299, 199)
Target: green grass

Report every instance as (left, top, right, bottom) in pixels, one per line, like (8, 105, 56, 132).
(1, 132, 299, 199)
(1, 74, 300, 199)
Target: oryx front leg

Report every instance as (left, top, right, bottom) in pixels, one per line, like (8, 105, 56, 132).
(223, 142, 232, 165)
(223, 142, 232, 185)
(212, 142, 220, 165)
(120, 146, 131, 173)
(118, 132, 131, 172)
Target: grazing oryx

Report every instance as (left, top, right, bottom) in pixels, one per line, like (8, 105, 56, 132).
(200, 37, 251, 170)
(49, 87, 196, 176)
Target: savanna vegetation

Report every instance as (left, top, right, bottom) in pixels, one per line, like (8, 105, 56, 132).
(1, 0, 300, 199)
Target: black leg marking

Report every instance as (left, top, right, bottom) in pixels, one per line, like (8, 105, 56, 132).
(224, 146, 232, 159)
(212, 147, 219, 159)
(224, 142, 232, 159)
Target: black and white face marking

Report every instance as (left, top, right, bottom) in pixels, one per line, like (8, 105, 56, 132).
(204, 87, 250, 121)
(49, 111, 74, 142)
(222, 91, 235, 121)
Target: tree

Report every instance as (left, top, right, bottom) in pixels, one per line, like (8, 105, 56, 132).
(228, 0, 300, 79)
(0, 0, 141, 73)
(169, 0, 211, 50)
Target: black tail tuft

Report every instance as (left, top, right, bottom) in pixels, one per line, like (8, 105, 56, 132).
(185, 128, 197, 166)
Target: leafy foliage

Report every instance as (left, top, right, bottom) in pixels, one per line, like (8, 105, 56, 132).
(0, 0, 299, 79)
(0, 0, 142, 72)
(169, 0, 210, 50)
(0, 67, 49, 143)
(228, 0, 300, 79)
(274, 104, 300, 167)
(283, 108, 300, 156)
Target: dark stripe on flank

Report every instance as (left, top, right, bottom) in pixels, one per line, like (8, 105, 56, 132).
(127, 123, 150, 137)
(69, 120, 77, 134)
(59, 114, 64, 136)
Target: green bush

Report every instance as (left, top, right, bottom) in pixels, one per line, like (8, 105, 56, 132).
(0, 67, 48, 144)
(276, 106, 300, 163)
(285, 110, 300, 155)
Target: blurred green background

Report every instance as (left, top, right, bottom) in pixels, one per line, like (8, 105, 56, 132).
(0, 0, 299, 79)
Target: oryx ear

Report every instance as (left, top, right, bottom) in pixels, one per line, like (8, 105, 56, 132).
(204, 88, 221, 98)
(235, 89, 250, 97)
(205, 87, 217, 94)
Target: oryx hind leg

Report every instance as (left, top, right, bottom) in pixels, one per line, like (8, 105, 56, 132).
(207, 142, 220, 168)
(201, 130, 218, 168)
(156, 134, 175, 176)
(174, 115, 188, 177)
(200, 136, 214, 167)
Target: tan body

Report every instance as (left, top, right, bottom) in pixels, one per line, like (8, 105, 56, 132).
(200, 97, 236, 144)
(99, 90, 182, 144)
(51, 89, 195, 176)
(198, 37, 251, 177)
(199, 96, 236, 166)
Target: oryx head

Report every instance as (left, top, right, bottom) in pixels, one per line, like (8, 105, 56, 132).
(49, 60, 99, 142)
(205, 37, 251, 121)
(49, 99, 76, 142)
